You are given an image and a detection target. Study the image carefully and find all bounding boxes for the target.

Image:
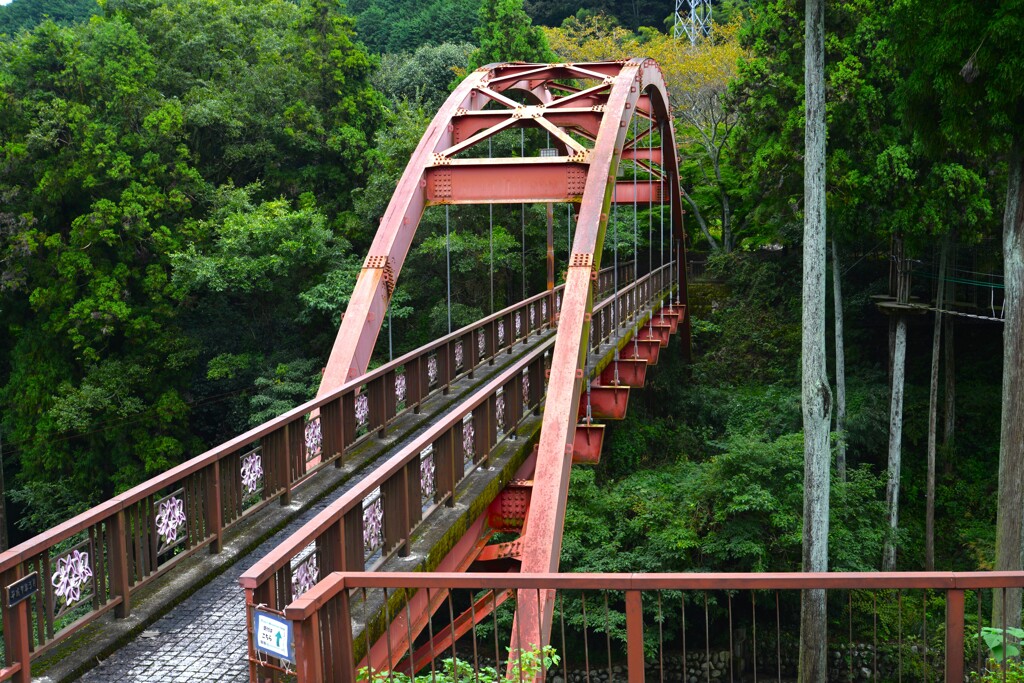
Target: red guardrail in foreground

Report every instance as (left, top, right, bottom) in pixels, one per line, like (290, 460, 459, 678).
(278, 571, 1024, 683)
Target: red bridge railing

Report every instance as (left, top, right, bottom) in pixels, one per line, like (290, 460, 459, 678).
(0, 259, 634, 682)
(281, 570, 1024, 683)
(239, 263, 677, 680)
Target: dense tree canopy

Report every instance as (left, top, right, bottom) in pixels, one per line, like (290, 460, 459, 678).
(469, 0, 554, 69)
(0, 0, 382, 528)
(0, 0, 96, 35)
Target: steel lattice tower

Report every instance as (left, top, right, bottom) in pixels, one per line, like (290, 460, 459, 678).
(674, 0, 712, 43)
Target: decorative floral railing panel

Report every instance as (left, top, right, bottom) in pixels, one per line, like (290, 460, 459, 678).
(395, 370, 407, 410)
(241, 448, 264, 498)
(419, 446, 436, 512)
(427, 354, 438, 387)
(462, 414, 475, 474)
(495, 388, 505, 437)
(155, 490, 187, 556)
(50, 539, 96, 619)
(355, 392, 370, 432)
(363, 489, 384, 561)
(290, 543, 319, 599)
(304, 416, 323, 463)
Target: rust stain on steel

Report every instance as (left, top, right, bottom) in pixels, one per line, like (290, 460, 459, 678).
(571, 424, 605, 464)
(599, 359, 648, 387)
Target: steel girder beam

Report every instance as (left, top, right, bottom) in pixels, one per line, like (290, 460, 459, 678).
(599, 358, 648, 387)
(424, 162, 589, 204)
(423, 166, 668, 205)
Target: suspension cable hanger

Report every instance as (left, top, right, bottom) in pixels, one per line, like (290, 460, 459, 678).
(521, 128, 526, 302)
(445, 204, 452, 334)
(489, 137, 494, 314)
(613, 183, 620, 386)
(632, 117, 640, 356)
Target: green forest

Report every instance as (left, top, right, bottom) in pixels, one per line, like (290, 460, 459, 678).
(1, 0, 1023, 647)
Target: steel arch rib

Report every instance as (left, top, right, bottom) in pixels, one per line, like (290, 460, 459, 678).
(510, 58, 685, 658)
(317, 62, 567, 393)
(316, 66, 507, 393)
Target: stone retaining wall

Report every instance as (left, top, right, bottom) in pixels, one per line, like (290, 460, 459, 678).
(544, 643, 924, 683)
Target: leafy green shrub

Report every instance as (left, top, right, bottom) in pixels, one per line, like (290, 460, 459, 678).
(971, 627, 1024, 683)
(357, 646, 559, 682)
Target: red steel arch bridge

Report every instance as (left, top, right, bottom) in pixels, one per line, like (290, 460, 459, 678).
(0, 60, 1011, 683)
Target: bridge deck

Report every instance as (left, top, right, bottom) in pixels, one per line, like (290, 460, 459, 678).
(41, 283, 667, 682)
(33, 323, 561, 682)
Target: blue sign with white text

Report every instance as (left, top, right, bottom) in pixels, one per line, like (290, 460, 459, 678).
(253, 610, 294, 663)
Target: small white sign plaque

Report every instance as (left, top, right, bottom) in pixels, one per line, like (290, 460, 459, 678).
(253, 610, 294, 663)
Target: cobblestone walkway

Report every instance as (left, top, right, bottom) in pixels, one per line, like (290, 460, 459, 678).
(76, 332, 556, 682)
(79, 486, 351, 682)
(72, 310, 650, 682)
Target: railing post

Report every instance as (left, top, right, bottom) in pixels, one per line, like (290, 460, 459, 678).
(505, 313, 514, 354)
(529, 358, 544, 416)
(441, 342, 452, 395)
(2, 566, 33, 683)
(371, 377, 387, 438)
(109, 508, 132, 618)
(281, 423, 293, 506)
(383, 469, 410, 557)
(321, 397, 346, 468)
(336, 584, 356, 681)
(244, 590, 256, 683)
(385, 371, 398, 425)
(468, 332, 478, 379)
(406, 458, 422, 529)
(436, 430, 456, 508)
(626, 590, 644, 683)
(321, 519, 343, 574)
(343, 508, 363, 571)
(508, 377, 523, 435)
(946, 588, 965, 683)
(488, 320, 497, 365)
(207, 463, 223, 554)
(293, 611, 323, 683)
(474, 406, 489, 467)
